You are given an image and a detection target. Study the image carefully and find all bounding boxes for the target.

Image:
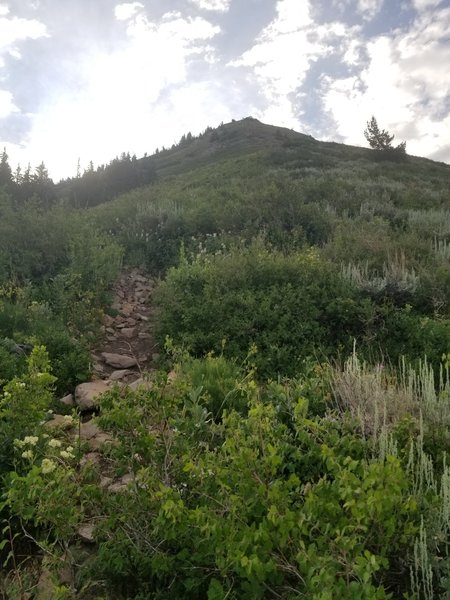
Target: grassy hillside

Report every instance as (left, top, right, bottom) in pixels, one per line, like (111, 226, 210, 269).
(1, 118, 450, 598)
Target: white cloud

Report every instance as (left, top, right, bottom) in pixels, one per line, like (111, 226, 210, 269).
(0, 89, 18, 118)
(189, 0, 231, 12)
(230, 0, 359, 130)
(322, 6, 450, 162)
(0, 15, 47, 53)
(412, 0, 442, 10)
(114, 2, 144, 21)
(0, 5, 9, 16)
(10, 9, 222, 179)
(230, 0, 321, 102)
(356, 0, 384, 19)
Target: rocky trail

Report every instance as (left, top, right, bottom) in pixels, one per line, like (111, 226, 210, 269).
(39, 269, 160, 576)
(91, 269, 159, 384)
(51, 267, 160, 418)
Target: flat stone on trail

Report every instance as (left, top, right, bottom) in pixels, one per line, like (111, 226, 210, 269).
(121, 327, 136, 339)
(75, 381, 110, 411)
(101, 353, 137, 369)
(109, 369, 133, 381)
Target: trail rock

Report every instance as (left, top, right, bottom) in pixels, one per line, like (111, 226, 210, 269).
(44, 414, 75, 430)
(80, 452, 102, 467)
(121, 303, 134, 317)
(75, 381, 110, 411)
(93, 362, 105, 374)
(138, 332, 151, 340)
(103, 314, 115, 327)
(121, 327, 136, 339)
(108, 473, 134, 493)
(79, 421, 102, 440)
(109, 369, 133, 381)
(89, 432, 115, 451)
(78, 523, 95, 544)
(100, 476, 114, 488)
(129, 377, 153, 392)
(60, 393, 75, 407)
(101, 353, 137, 369)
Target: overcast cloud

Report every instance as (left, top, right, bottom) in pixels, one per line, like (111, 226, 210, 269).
(0, 0, 449, 180)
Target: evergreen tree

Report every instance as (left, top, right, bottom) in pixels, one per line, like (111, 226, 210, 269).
(0, 148, 13, 189)
(364, 116, 406, 154)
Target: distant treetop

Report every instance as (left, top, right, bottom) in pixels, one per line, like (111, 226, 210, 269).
(364, 116, 406, 154)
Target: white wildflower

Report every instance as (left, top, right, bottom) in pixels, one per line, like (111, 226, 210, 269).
(23, 436, 39, 446)
(21, 450, 33, 459)
(48, 439, 62, 448)
(60, 450, 74, 460)
(41, 459, 56, 474)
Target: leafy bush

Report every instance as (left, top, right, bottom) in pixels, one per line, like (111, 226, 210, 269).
(155, 244, 370, 378)
(5, 361, 438, 599)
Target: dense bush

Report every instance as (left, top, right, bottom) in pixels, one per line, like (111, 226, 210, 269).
(155, 244, 370, 378)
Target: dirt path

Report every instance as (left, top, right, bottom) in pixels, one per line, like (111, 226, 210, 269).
(91, 269, 159, 383)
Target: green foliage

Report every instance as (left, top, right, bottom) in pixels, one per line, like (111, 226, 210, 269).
(155, 244, 372, 377)
(6, 362, 438, 599)
(173, 351, 249, 419)
(0, 347, 55, 474)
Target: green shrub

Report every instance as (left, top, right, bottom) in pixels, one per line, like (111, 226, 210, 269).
(155, 245, 370, 378)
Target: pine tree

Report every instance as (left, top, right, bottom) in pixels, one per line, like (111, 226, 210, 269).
(0, 148, 13, 188)
(364, 116, 406, 153)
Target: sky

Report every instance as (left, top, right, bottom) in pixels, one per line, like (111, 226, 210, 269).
(1, 0, 450, 181)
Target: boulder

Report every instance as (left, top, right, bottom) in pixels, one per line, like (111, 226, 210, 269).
(101, 353, 137, 369)
(75, 381, 110, 411)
